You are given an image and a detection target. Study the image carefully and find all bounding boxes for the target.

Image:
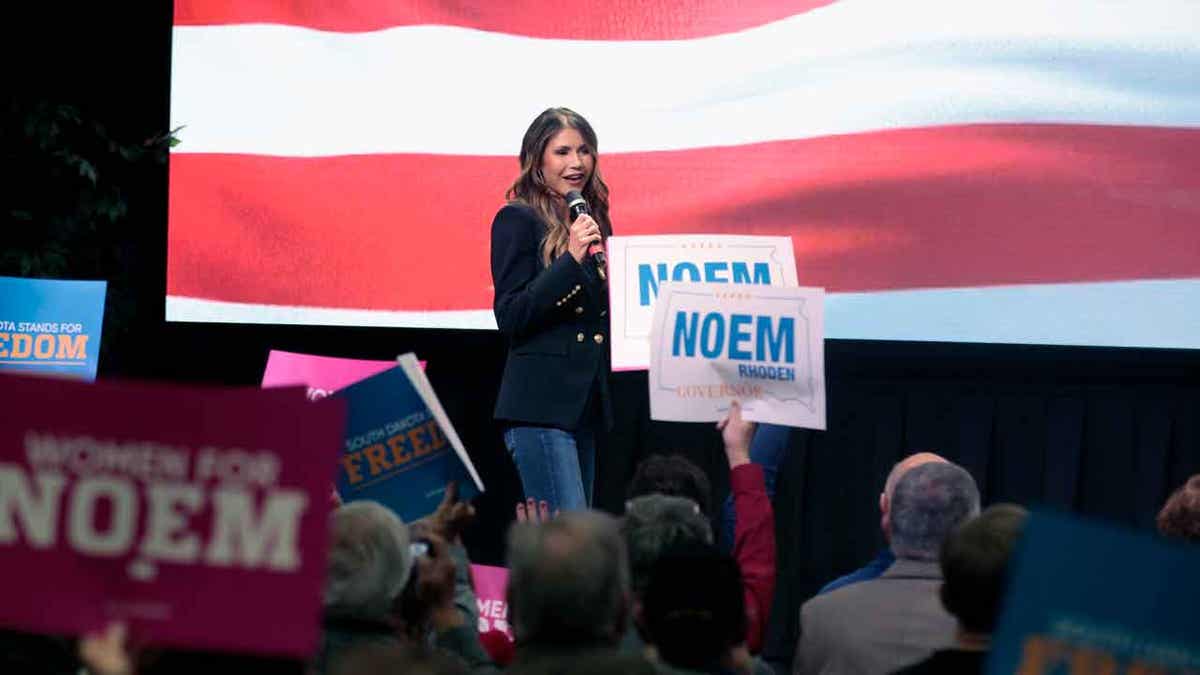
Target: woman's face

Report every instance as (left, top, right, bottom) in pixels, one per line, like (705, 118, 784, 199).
(539, 127, 594, 198)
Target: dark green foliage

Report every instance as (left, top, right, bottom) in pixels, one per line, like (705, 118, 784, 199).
(2, 100, 179, 373)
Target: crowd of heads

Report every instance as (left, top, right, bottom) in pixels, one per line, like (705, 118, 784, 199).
(2, 445, 1196, 675)
(307, 451, 1197, 675)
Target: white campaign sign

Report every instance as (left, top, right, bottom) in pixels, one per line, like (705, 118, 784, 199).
(648, 283, 826, 429)
(607, 235, 798, 371)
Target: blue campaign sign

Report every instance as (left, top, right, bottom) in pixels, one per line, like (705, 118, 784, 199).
(987, 511, 1200, 674)
(637, 261, 774, 306)
(333, 366, 479, 523)
(671, 312, 796, 363)
(0, 276, 106, 381)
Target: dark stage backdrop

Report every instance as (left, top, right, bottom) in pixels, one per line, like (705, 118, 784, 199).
(11, 5, 1200, 669)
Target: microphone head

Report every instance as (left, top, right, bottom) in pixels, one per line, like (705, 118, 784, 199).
(565, 190, 590, 219)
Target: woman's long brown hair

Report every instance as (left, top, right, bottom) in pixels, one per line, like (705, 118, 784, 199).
(506, 107, 612, 268)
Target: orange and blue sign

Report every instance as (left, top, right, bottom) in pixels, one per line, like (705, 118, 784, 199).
(333, 366, 479, 522)
(987, 511, 1200, 674)
(0, 277, 106, 381)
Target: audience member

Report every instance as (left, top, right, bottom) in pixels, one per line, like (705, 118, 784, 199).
(894, 503, 1029, 675)
(314, 498, 494, 675)
(313, 500, 414, 673)
(640, 542, 751, 674)
(623, 494, 713, 601)
(818, 453, 948, 595)
(409, 484, 496, 673)
(627, 402, 776, 654)
(504, 510, 651, 673)
(794, 461, 980, 675)
(1156, 474, 1200, 543)
(628, 454, 714, 517)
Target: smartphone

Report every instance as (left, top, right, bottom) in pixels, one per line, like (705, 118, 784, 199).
(409, 538, 431, 558)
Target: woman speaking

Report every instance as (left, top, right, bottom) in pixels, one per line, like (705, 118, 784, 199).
(490, 107, 614, 512)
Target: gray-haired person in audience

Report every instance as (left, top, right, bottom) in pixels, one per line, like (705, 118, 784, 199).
(504, 510, 653, 674)
(892, 503, 1029, 675)
(622, 494, 772, 675)
(794, 461, 981, 675)
(818, 452, 948, 595)
(622, 494, 713, 645)
(314, 496, 495, 675)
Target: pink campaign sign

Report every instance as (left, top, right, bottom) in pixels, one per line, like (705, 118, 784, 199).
(470, 564, 512, 638)
(261, 349, 423, 401)
(262, 350, 394, 400)
(0, 374, 346, 657)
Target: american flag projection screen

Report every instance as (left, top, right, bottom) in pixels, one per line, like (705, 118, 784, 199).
(167, 1, 1200, 348)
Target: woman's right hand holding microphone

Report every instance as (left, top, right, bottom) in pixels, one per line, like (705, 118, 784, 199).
(568, 213, 602, 264)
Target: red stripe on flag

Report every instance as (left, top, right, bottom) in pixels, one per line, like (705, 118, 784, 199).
(173, 0, 836, 39)
(168, 124, 1200, 311)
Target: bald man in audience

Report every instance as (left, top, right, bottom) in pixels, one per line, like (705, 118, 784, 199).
(818, 453, 948, 595)
(794, 461, 981, 675)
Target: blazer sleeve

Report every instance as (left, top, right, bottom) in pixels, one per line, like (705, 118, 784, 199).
(490, 204, 589, 341)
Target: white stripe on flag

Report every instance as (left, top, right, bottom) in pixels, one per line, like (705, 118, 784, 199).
(170, 0, 1200, 157)
(166, 296, 499, 330)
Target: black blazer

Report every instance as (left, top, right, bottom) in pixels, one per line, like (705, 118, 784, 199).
(491, 203, 612, 431)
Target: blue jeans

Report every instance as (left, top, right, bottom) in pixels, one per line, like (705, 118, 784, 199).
(720, 423, 790, 551)
(504, 425, 596, 512)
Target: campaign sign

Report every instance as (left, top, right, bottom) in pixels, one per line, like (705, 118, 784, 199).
(987, 511, 1200, 675)
(649, 283, 825, 429)
(607, 235, 798, 371)
(0, 276, 106, 380)
(261, 349, 396, 401)
(470, 564, 512, 638)
(0, 375, 346, 657)
(333, 355, 482, 523)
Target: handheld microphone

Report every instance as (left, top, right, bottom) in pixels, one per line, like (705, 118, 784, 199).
(565, 190, 607, 280)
